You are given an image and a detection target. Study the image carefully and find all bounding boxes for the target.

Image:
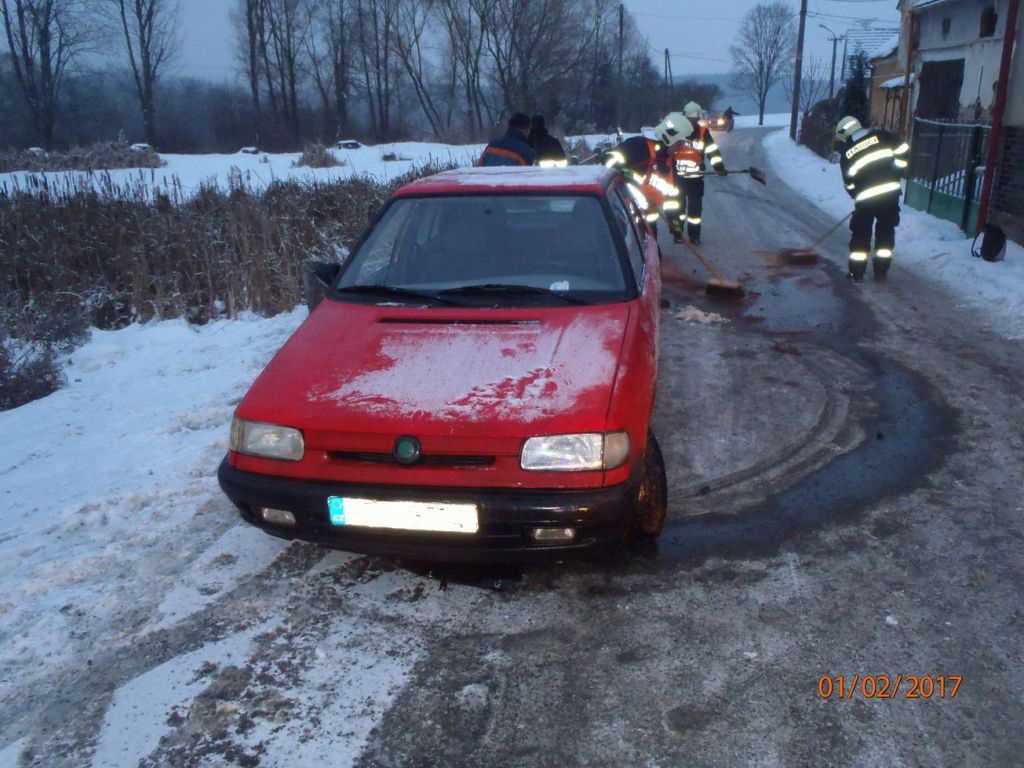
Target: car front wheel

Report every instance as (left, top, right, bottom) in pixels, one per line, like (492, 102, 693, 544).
(627, 431, 668, 540)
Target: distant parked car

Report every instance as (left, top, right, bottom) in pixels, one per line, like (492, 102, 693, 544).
(337, 139, 363, 149)
(218, 165, 668, 563)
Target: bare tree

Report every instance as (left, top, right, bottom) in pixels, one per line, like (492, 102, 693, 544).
(233, 0, 265, 146)
(305, 0, 350, 142)
(784, 54, 827, 123)
(729, 1, 795, 125)
(436, 0, 493, 138)
(476, 0, 587, 116)
(111, 0, 179, 147)
(391, 0, 450, 137)
(352, 0, 398, 139)
(263, 0, 306, 145)
(1, 0, 97, 147)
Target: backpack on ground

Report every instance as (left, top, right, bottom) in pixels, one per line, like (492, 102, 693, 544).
(972, 223, 1007, 262)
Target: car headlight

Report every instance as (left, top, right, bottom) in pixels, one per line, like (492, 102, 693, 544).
(230, 417, 304, 461)
(520, 431, 630, 471)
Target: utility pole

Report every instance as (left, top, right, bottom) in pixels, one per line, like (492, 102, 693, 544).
(976, 0, 1020, 232)
(617, 3, 624, 130)
(820, 23, 842, 99)
(664, 49, 672, 114)
(789, 0, 808, 141)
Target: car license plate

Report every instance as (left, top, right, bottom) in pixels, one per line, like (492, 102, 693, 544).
(327, 497, 479, 534)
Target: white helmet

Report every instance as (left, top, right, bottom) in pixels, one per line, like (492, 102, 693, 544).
(655, 113, 693, 147)
(683, 101, 702, 120)
(835, 115, 863, 142)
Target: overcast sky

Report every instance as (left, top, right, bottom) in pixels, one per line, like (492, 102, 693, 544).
(168, 0, 901, 83)
(625, 0, 900, 76)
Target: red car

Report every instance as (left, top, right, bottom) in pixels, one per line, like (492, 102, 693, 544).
(218, 165, 667, 562)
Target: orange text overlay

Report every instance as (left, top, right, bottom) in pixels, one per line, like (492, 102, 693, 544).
(817, 675, 963, 700)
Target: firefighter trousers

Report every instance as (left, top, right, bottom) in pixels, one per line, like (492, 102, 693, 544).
(849, 196, 900, 255)
(680, 178, 705, 240)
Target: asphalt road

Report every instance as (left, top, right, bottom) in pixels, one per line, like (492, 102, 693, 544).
(10, 129, 1024, 767)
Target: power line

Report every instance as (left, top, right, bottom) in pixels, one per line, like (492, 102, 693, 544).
(632, 12, 740, 21)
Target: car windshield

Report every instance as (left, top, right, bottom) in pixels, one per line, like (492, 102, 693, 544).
(335, 194, 631, 306)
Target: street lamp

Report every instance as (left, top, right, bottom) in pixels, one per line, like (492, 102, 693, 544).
(820, 23, 843, 100)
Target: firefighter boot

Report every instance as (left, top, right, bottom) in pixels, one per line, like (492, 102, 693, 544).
(847, 252, 868, 283)
(873, 249, 892, 279)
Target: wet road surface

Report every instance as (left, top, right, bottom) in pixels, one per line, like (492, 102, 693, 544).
(6, 128, 1024, 767)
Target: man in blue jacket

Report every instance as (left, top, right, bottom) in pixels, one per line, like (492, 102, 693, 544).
(479, 113, 535, 166)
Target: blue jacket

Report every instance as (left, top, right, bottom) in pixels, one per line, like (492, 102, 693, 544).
(479, 129, 535, 166)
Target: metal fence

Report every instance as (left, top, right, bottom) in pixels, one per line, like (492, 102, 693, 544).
(905, 118, 990, 233)
(991, 126, 1024, 242)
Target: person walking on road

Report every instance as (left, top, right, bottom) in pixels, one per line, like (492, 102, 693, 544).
(528, 114, 568, 167)
(834, 115, 910, 282)
(479, 113, 535, 167)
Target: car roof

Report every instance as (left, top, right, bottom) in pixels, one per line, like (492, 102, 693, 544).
(392, 165, 616, 198)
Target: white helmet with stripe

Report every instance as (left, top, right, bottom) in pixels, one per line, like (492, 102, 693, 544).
(835, 115, 863, 142)
(655, 113, 693, 147)
(683, 101, 702, 120)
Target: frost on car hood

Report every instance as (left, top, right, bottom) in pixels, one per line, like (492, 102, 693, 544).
(242, 302, 631, 434)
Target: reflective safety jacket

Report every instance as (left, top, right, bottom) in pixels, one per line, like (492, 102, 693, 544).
(839, 128, 909, 205)
(603, 136, 679, 215)
(669, 142, 704, 181)
(530, 130, 568, 167)
(680, 124, 725, 176)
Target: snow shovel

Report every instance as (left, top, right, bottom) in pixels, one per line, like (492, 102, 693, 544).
(701, 166, 767, 185)
(778, 211, 853, 261)
(682, 239, 745, 298)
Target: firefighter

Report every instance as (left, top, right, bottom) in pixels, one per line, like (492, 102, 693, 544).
(672, 101, 728, 244)
(602, 115, 691, 229)
(479, 112, 535, 167)
(835, 115, 910, 281)
(528, 114, 568, 167)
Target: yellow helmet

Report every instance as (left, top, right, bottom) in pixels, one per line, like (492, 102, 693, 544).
(655, 113, 693, 147)
(835, 116, 863, 142)
(683, 101, 702, 120)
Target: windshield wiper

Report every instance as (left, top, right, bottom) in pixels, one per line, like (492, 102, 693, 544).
(438, 284, 591, 305)
(334, 284, 461, 305)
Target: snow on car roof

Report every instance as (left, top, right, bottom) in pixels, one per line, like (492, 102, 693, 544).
(393, 165, 614, 197)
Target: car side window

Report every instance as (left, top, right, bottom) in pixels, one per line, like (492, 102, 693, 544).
(609, 189, 645, 288)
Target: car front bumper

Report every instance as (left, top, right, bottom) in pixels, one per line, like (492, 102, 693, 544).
(217, 457, 640, 563)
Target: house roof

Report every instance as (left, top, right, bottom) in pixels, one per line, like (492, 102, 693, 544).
(866, 32, 901, 61)
(844, 22, 902, 71)
(880, 73, 915, 89)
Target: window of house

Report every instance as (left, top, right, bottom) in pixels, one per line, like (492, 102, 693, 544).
(980, 6, 998, 37)
(941, 18, 951, 38)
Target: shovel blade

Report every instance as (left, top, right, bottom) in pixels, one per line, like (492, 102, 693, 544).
(746, 166, 767, 185)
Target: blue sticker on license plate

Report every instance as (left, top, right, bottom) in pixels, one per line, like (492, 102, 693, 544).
(328, 497, 346, 525)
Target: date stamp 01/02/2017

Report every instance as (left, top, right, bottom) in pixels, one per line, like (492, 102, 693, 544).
(818, 675, 963, 700)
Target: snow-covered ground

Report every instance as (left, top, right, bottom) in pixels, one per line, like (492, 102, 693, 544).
(0, 141, 485, 200)
(1, 117, 1022, 765)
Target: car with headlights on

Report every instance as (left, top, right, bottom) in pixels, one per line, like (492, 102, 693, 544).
(218, 165, 667, 562)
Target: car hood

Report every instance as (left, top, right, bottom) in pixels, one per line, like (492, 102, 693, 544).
(240, 300, 631, 435)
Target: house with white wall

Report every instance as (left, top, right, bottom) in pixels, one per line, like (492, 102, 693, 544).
(899, 0, 1021, 123)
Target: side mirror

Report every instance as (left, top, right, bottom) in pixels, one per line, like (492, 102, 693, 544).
(304, 261, 341, 312)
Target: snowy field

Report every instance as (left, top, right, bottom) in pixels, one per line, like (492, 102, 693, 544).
(1, 117, 1022, 765)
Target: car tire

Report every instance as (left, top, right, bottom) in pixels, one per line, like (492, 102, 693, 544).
(627, 431, 667, 540)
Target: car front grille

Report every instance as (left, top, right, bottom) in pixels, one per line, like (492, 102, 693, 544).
(326, 451, 495, 468)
